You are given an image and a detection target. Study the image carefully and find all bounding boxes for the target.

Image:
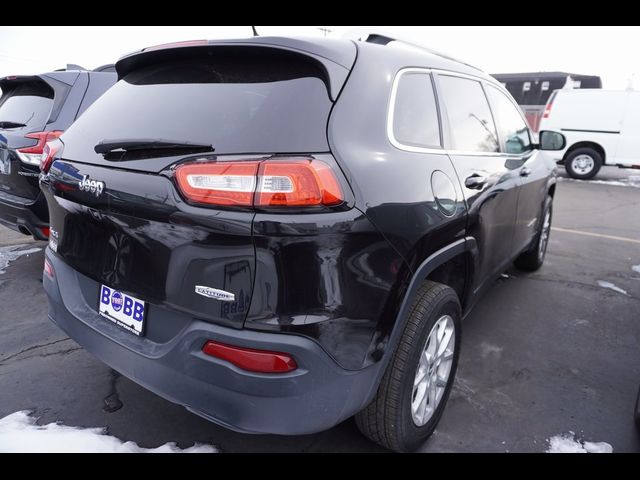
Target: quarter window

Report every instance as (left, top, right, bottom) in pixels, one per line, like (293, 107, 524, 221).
(391, 72, 441, 148)
(486, 85, 532, 155)
(438, 75, 499, 153)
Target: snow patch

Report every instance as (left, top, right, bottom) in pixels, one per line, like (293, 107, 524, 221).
(0, 244, 41, 274)
(583, 441, 614, 453)
(632, 264, 640, 274)
(547, 433, 612, 453)
(597, 280, 628, 295)
(562, 176, 640, 188)
(479, 342, 503, 359)
(0, 411, 217, 453)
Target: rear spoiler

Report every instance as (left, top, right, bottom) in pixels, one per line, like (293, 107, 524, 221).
(114, 37, 357, 101)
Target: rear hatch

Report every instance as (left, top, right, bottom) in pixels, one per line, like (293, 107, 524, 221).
(0, 76, 57, 199)
(42, 41, 355, 331)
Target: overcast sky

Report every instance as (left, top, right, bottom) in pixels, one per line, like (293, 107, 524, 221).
(1, 26, 639, 89)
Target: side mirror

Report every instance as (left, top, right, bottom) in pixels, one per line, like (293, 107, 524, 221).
(538, 130, 566, 151)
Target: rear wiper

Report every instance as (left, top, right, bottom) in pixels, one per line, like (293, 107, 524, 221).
(0, 121, 27, 129)
(95, 138, 214, 155)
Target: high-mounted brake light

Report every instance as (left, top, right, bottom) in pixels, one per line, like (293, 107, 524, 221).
(144, 39, 208, 52)
(202, 340, 297, 373)
(40, 138, 64, 173)
(175, 158, 344, 208)
(17, 131, 63, 166)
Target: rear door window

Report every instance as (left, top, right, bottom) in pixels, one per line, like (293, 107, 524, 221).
(62, 48, 333, 166)
(437, 75, 499, 153)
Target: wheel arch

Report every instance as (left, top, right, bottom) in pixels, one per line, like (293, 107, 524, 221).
(563, 141, 606, 164)
(364, 237, 478, 404)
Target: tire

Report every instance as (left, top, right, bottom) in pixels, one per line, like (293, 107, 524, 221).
(564, 147, 602, 179)
(514, 196, 553, 271)
(635, 385, 640, 432)
(355, 281, 461, 452)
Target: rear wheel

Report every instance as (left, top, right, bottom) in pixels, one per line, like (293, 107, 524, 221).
(565, 147, 602, 179)
(355, 281, 461, 452)
(514, 196, 553, 271)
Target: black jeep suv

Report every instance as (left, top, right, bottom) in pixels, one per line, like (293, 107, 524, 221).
(40, 36, 565, 452)
(0, 65, 115, 239)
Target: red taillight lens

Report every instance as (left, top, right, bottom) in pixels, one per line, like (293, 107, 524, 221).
(256, 159, 343, 207)
(44, 257, 54, 278)
(175, 158, 344, 208)
(18, 131, 63, 154)
(175, 161, 260, 206)
(40, 138, 63, 173)
(39, 227, 50, 238)
(17, 131, 63, 167)
(542, 92, 557, 119)
(202, 340, 297, 373)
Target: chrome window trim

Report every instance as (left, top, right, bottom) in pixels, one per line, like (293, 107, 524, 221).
(387, 68, 445, 154)
(387, 67, 534, 159)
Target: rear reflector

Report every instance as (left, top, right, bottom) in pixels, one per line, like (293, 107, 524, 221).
(202, 340, 297, 373)
(175, 158, 344, 208)
(44, 258, 54, 278)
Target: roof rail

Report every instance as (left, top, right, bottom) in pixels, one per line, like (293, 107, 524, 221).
(93, 64, 116, 73)
(356, 31, 482, 72)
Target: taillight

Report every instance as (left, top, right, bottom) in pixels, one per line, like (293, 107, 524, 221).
(543, 92, 557, 119)
(175, 158, 345, 208)
(257, 160, 343, 206)
(44, 257, 54, 278)
(40, 138, 64, 173)
(17, 131, 63, 166)
(175, 161, 259, 206)
(202, 340, 297, 373)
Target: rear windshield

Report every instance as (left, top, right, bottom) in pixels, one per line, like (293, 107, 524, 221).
(62, 47, 333, 160)
(0, 80, 54, 131)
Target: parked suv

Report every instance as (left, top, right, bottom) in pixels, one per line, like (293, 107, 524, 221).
(0, 65, 116, 239)
(40, 36, 565, 452)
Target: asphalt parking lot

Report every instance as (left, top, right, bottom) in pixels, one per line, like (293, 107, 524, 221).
(0, 166, 639, 453)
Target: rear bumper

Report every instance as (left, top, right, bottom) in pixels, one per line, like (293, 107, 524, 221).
(43, 249, 382, 435)
(0, 190, 48, 240)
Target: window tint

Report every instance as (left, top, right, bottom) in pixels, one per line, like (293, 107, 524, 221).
(392, 72, 440, 148)
(486, 85, 532, 154)
(438, 75, 498, 152)
(62, 48, 332, 161)
(0, 82, 54, 131)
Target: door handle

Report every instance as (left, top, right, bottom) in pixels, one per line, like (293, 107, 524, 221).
(520, 167, 532, 177)
(465, 174, 487, 190)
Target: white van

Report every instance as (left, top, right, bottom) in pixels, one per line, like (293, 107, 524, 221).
(538, 89, 640, 179)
